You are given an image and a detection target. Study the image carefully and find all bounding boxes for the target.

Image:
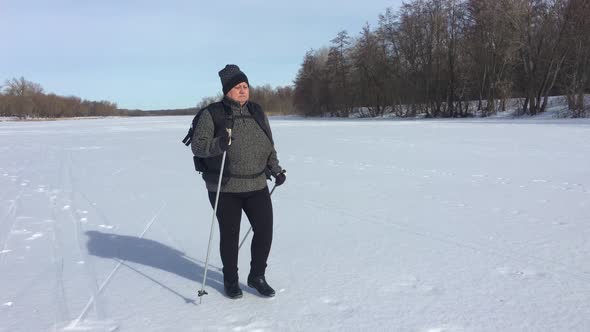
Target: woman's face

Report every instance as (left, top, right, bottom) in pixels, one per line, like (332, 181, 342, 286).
(227, 82, 249, 105)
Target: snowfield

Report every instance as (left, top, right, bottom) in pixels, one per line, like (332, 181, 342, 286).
(1, 116, 590, 332)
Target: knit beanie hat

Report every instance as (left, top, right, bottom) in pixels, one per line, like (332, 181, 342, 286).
(218, 64, 249, 95)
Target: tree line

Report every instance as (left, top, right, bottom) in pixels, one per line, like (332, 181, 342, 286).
(293, 0, 590, 118)
(0, 77, 295, 119)
(0, 77, 121, 118)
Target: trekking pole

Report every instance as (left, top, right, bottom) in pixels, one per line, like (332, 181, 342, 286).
(198, 131, 231, 303)
(237, 183, 278, 252)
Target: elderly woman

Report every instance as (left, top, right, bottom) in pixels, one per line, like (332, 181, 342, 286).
(191, 64, 286, 299)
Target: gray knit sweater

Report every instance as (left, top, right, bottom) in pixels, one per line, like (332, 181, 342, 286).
(191, 96, 282, 193)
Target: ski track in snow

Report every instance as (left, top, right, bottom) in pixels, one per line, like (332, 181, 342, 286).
(0, 156, 79, 330)
(0, 185, 26, 267)
(0, 145, 118, 330)
(60, 149, 112, 329)
(68, 201, 166, 330)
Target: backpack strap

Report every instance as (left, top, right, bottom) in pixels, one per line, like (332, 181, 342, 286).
(209, 102, 234, 136)
(246, 102, 275, 179)
(182, 102, 232, 146)
(182, 108, 206, 146)
(247, 102, 273, 144)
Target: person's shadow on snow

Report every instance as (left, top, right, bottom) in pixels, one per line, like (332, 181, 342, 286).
(85, 230, 225, 303)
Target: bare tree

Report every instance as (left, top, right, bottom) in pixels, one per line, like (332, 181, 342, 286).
(196, 94, 223, 109)
(294, 49, 329, 116)
(559, 0, 590, 117)
(350, 23, 390, 117)
(325, 30, 353, 116)
(3, 77, 44, 96)
(464, 0, 521, 115)
(515, 0, 573, 115)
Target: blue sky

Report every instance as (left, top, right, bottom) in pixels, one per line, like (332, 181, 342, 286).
(1, 0, 403, 110)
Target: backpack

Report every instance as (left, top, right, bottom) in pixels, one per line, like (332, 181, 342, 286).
(182, 101, 274, 183)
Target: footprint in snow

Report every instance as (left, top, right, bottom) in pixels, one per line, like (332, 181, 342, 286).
(320, 297, 352, 313)
(423, 326, 463, 332)
(10, 229, 32, 235)
(25, 232, 43, 241)
(388, 275, 440, 295)
(33, 219, 55, 225)
(495, 266, 546, 279)
(231, 319, 270, 332)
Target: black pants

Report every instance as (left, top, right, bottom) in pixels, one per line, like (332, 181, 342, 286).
(208, 187, 273, 283)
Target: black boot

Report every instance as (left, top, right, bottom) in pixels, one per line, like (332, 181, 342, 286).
(224, 281, 243, 299)
(247, 275, 275, 297)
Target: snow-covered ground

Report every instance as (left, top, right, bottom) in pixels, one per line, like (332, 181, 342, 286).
(1, 116, 589, 332)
